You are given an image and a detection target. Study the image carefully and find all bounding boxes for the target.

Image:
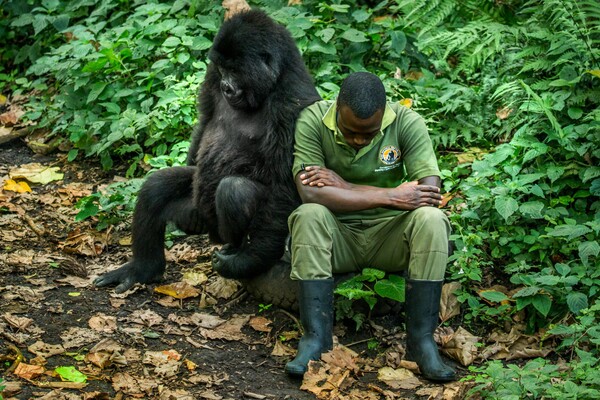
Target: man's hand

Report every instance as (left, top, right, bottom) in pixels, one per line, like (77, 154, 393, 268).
(299, 166, 352, 189)
(388, 181, 442, 210)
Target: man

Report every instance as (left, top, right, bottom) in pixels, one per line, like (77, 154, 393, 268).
(284, 72, 456, 382)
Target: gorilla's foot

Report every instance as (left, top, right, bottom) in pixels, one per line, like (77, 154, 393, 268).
(94, 260, 165, 294)
(212, 245, 263, 279)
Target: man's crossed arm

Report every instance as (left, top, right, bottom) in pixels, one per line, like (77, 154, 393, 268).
(295, 166, 442, 214)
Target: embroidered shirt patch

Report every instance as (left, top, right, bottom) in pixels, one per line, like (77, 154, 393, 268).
(380, 145, 400, 165)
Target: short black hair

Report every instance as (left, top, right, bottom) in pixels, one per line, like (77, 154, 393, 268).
(337, 72, 386, 119)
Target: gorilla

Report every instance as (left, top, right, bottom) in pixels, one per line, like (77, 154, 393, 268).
(94, 10, 320, 293)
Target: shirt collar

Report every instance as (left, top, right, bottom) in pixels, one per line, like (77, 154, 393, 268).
(322, 100, 396, 135)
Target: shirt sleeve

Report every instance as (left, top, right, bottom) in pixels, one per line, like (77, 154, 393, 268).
(292, 106, 326, 178)
(398, 110, 441, 181)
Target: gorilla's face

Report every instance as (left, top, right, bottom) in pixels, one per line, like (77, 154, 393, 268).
(214, 54, 278, 110)
(208, 13, 284, 111)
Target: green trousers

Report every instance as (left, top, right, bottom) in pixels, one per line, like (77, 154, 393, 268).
(288, 204, 451, 281)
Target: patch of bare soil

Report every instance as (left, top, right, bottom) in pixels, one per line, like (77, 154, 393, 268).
(0, 140, 474, 400)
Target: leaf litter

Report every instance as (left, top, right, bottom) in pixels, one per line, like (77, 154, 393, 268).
(0, 141, 563, 399)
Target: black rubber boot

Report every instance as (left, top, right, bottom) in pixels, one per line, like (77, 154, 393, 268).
(405, 278, 457, 382)
(285, 279, 334, 377)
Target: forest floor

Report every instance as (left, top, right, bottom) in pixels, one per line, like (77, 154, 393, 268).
(0, 139, 474, 399)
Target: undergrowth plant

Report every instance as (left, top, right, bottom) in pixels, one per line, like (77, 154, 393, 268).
(335, 268, 405, 330)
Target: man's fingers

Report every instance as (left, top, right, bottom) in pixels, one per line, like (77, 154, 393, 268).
(417, 184, 441, 192)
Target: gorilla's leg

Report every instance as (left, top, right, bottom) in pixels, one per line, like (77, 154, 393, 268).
(94, 166, 202, 293)
(215, 176, 265, 246)
(213, 186, 295, 279)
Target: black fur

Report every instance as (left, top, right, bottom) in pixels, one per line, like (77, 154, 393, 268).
(94, 10, 320, 293)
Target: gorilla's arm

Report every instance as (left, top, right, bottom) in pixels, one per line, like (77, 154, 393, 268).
(186, 64, 220, 166)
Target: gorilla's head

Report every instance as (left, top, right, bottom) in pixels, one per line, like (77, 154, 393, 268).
(209, 10, 296, 110)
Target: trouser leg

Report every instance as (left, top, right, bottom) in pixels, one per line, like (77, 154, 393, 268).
(367, 206, 451, 280)
(288, 203, 362, 280)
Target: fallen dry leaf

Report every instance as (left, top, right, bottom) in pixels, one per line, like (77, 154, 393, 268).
(200, 314, 250, 341)
(88, 314, 117, 333)
(249, 315, 272, 333)
(321, 345, 360, 374)
(10, 163, 64, 184)
(442, 326, 480, 366)
(271, 340, 296, 357)
(28, 341, 65, 358)
(4, 313, 33, 330)
(182, 270, 208, 286)
(13, 363, 45, 380)
(155, 281, 201, 300)
(440, 281, 461, 323)
(206, 276, 240, 299)
(377, 366, 421, 390)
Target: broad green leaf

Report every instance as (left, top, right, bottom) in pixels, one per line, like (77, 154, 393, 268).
(582, 167, 600, 183)
(55, 366, 87, 383)
(530, 184, 545, 198)
(548, 324, 574, 335)
(374, 275, 405, 302)
(547, 224, 592, 240)
(579, 241, 600, 266)
(335, 288, 373, 301)
(532, 294, 552, 317)
(307, 41, 337, 55)
(317, 28, 335, 43)
(87, 82, 107, 103)
(568, 107, 583, 120)
(519, 201, 544, 219)
(191, 36, 212, 51)
(485, 144, 514, 166)
(495, 196, 519, 221)
(547, 165, 565, 183)
(566, 292, 588, 314)
(341, 29, 368, 43)
(554, 263, 570, 276)
(534, 276, 560, 286)
(361, 268, 386, 282)
(163, 37, 181, 47)
(512, 286, 541, 298)
(389, 31, 407, 54)
(352, 9, 370, 23)
(479, 290, 509, 303)
(82, 57, 108, 73)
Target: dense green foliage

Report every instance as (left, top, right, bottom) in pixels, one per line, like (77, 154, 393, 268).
(1, 0, 599, 396)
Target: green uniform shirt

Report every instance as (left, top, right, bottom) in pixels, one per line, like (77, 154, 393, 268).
(292, 100, 441, 220)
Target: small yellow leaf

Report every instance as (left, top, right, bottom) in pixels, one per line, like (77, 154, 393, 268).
(68, 292, 81, 297)
(0, 94, 7, 105)
(155, 281, 200, 299)
(3, 179, 32, 193)
(587, 69, 600, 79)
(399, 98, 413, 108)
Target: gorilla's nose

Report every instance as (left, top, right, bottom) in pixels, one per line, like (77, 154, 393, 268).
(220, 81, 238, 97)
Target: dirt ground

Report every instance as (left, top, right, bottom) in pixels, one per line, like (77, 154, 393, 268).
(0, 140, 466, 400)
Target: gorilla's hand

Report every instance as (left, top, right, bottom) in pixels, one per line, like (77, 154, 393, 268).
(212, 244, 264, 279)
(94, 260, 165, 293)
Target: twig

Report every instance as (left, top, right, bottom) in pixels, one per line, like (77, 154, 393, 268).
(6, 344, 24, 373)
(275, 309, 302, 334)
(21, 215, 46, 236)
(0, 127, 29, 145)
